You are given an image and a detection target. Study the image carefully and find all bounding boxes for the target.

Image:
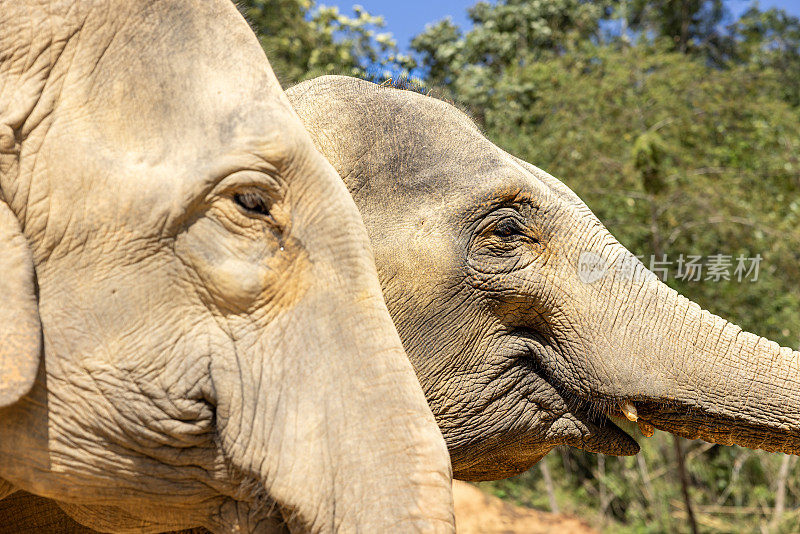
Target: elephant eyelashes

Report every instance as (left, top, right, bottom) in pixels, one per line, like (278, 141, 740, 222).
(234, 191, 271, 217)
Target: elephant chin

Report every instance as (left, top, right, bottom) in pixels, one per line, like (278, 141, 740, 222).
(451, 442, 551, 482)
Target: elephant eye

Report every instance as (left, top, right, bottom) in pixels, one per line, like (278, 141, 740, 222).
(234, 191, 271, 217)
(494, 217, 525, 238)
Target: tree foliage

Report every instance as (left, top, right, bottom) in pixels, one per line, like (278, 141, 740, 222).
(410, 0, 613, 105)
(625, 0, 726, 53)
(237, 0, 406, 86)
(732, 6, 800, 105)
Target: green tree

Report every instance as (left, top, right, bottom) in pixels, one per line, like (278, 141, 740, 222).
(407, 18, 463, 89)
(625, 0, 726, 53)
(411, 0, 613, 104)
(730, 6, 800, 105)
(238, 0, 407, 86)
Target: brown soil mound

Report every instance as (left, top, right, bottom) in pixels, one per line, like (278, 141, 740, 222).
(454, 480, 598, 534)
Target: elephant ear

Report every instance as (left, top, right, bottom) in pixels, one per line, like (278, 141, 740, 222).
(0, 200, 41, 407)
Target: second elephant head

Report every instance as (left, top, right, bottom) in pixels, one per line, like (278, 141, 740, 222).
(288, 75, 800, 481)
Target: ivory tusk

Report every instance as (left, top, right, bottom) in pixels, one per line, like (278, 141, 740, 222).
(620, 402, 638, 422)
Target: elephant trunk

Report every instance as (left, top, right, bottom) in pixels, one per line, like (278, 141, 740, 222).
(555, 239, 800, 454)
(625, 277, 800, 453)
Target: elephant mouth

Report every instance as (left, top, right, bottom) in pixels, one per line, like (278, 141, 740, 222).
(548, 381, 643, 456)
(449, 380, 641, 481)
(516, 328, 647, 456)
(451, 328, 652, 480)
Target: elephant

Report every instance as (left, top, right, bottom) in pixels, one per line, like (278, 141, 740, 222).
(284, 75, 800, 481)
(0, 4, 453, 533)
(6, 72, 800, 532)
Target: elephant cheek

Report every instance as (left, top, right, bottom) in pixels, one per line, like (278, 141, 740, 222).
(201, 258, 264, 311)
(175, 218, 310, 313)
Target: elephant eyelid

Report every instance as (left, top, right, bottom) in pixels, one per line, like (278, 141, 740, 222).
(473, 206, 528, 233)
(468, 196, 537, 223)
(234, 191, 271, 217)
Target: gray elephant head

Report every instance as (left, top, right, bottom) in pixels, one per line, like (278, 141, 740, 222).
(0, 4, 452, 532)
(288, 75, 800, 481)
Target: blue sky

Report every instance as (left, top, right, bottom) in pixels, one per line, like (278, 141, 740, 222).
(325, 0, 800, 51)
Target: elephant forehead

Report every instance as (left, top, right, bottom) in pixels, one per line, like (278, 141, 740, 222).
(346, 138, 549, 228)
(290, 78, 550, 208)
(72, 1, 289, 161)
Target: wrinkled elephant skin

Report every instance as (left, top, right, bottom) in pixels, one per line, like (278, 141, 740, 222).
(0, 4, 452, 533)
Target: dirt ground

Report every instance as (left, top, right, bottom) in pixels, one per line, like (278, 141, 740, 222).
(453, 480, 597, 534)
